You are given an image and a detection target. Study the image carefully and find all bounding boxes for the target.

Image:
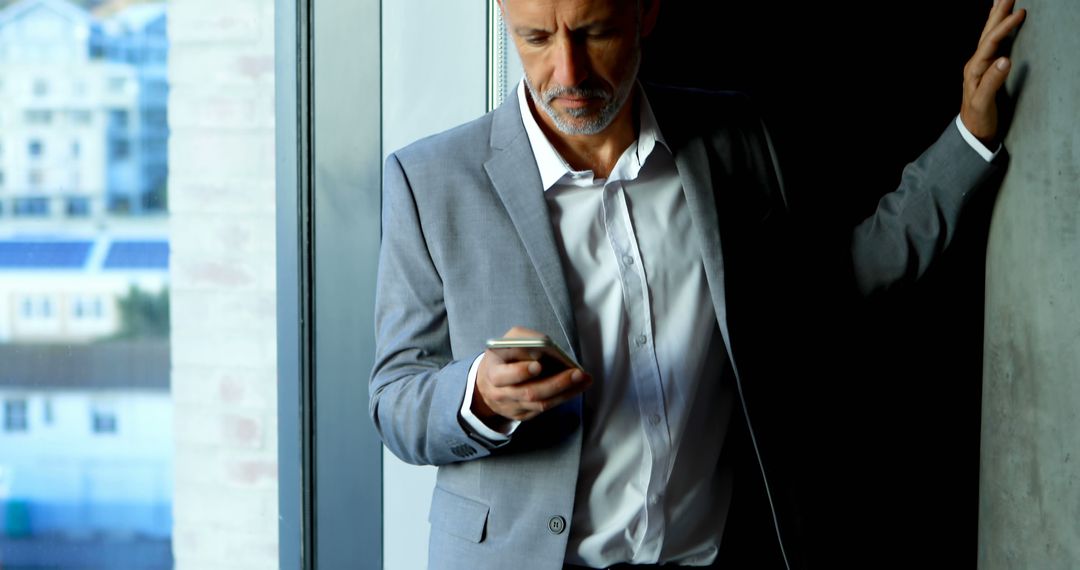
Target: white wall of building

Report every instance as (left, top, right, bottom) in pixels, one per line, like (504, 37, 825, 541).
(0, 389, 172, 535)
(0, 0, 152, 219)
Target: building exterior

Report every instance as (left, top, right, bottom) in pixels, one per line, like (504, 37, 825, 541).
(0, 1, 172, 548)
(0, 341, 172, 540)
(0, 0, 168, 221)
(0, 231, 168, 342)
(0, 229, 170, 543)
(100, 1, 169, 213)
(0, 0, 281, 567)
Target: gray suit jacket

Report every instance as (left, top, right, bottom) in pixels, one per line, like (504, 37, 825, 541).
(369, 85, 1000, 570)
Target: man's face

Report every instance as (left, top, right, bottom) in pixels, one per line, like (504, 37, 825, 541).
(500, 0, 655, 136)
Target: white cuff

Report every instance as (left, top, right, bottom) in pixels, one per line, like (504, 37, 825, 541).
(460, 353, 520, 442)
(955, 115, 1000, 163)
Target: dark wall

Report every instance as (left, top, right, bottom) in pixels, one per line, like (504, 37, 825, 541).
(641, 2, 997, 568)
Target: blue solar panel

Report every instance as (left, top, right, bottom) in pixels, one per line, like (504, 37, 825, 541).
(103, 240, 169, 269)
(0, 241, 93, 269)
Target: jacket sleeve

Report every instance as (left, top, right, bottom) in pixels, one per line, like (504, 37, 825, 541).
(847, 121, 1004, 296)
(368, 153, 497, 466)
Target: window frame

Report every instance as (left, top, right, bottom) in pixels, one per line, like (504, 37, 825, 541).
(276, 0, 384, 568)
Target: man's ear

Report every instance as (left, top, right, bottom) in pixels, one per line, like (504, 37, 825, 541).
(640, 0, 660, 38)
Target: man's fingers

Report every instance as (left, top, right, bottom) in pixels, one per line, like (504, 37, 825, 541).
(490, 368, 587, 409)
(964, 8, 1025, 104)
(485, 369, 591, 421)
(974, 10, 1026, 66)
(514, 368, 589, 405)
(980, 0, 1014, 42)
(507, 369, 591, 418)
(960, 0, 1026, 145)
(972, 57, 1012, 108)
(525, 383, 589, 415)
(486, 359, 542, 387)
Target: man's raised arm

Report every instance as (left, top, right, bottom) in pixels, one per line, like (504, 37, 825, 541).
(850, 0, 1026, 295)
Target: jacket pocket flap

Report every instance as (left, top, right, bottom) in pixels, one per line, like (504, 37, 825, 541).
(429, 487, 489, 543)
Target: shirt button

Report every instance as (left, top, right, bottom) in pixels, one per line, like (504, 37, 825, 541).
(548, 515, 566, 535)
(636, 334, 647, 347)
(649, 414, 661, 426)
(622, 254, 634, 266)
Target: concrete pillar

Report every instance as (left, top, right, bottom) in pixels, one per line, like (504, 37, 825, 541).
(980, 1, 1080, 568)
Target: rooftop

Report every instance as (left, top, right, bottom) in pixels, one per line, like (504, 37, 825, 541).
(0, 340, 169, 390)
(0, 237, 168, 271)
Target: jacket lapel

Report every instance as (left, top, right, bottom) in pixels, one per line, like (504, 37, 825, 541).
(481, 86, 739, 371)
(673, 136, 736, 355)
(483, 93, 580, 359)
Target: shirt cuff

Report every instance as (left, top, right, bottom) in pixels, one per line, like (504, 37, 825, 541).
(955, 115, 1000, 163)
(460, 353, 520, 442)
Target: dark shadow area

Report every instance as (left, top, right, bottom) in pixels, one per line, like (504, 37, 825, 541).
(641, 1, 1002, 567)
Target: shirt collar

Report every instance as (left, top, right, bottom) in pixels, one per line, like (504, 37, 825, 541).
(516, 78, 668, 191)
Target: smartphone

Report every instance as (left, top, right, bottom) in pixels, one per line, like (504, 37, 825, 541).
(485, 336, 580, 375)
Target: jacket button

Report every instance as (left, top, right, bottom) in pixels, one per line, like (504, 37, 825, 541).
(547, 515, 566, 535)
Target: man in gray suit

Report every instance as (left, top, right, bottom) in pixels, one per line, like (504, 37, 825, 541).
(370, 0, 1026, 568)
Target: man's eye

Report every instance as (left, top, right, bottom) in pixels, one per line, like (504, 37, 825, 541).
(524, 36, 548, 46)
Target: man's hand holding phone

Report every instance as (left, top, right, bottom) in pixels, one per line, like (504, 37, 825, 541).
(473, 326, 592, 423)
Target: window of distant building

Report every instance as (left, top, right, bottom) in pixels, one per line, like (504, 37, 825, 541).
(3, 399, 28, 432)
(109, 139, 130, 160)
(91, 405, 117, 434)
(108, 195, 131, 214)
(24, 110, 53, 125)
(142, 109, 167, 128)
(107, 76, 127, 94)
(32, 78, 48, 97)
(27, 169, 44, 189)
(17, 295, 54, 318)
(68, 110, 92, 125)
(66, 196, 90, 217)
(28, 139, 43, 158)
(89, 37, 104, 60)
(142, 140, 165, 156)
(43, 399, 54, 425)
(72, 296, 103, 320)
(14, 197, 49, 217)
(109, 109, 129, 129)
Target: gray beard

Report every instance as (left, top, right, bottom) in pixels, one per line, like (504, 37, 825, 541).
(525, 49, 641, 136)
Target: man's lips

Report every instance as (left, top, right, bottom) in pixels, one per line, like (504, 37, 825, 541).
(553, 96, 595, 109)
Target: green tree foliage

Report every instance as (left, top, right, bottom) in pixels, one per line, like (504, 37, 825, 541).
(109, 285, 169, 340)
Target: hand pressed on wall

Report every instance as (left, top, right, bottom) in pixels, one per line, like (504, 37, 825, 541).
(960, 0, 1027, 147)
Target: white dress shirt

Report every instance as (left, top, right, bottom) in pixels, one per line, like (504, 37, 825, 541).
(464, 80, 734, 567)
(460, 79, 999, 567)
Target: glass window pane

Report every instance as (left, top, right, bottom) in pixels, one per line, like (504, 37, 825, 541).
(0, 0, 278, 568)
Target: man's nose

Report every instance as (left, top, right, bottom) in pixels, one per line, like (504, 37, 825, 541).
(551, 36, 588, 87)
